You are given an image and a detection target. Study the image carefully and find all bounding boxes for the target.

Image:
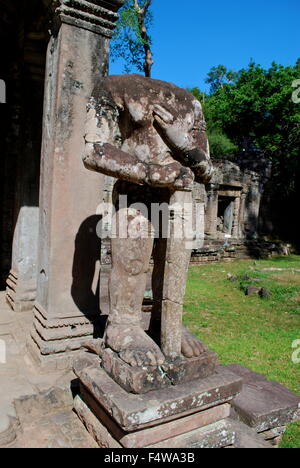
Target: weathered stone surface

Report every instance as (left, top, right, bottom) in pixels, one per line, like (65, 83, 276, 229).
(228, 364, 300, 432)
(102, 347, 217, 394)
(74, 395, 121, 448)
(74, 391, 231, 448)
(10, 406, 96, 449)
(120, 404, 230, 448)
(0, 416, 18, 447)
(260, 425, 286, 442)
(259, 287, 271, 298)
(53, 0, 124, 38)
(14, 387, 73, 426)
(75, 398, 272, 448)
(245, 285, 261, 296)
(227, 420, 273, 449)
(73, 356, 242, 431)
(147, 420, 235, 449)
(6, 271, 37, 313)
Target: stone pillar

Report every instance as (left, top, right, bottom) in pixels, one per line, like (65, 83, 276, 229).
(205, 184, 219, 237)
(6, 16, 48, 312)
(232, 197, 241, 239)
(243, 183, 261, 237)
(192, 183, 206, 249)
(238, 190, 247, 238)
(29, 0, 124, 370)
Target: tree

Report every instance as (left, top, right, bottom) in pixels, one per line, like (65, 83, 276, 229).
(189, 87, 237, 158)
(193, 60, 300, 242)
(203, 60, 300, 195)
(188, 87, 207, 104)
(205, 65, 237, 93)
(111, 0, 154, 77)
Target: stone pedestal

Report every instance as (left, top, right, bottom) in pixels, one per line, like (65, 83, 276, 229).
(73, 354, 243, 449)
(28, 0, 124, 370)
(102, 347, 218, 394)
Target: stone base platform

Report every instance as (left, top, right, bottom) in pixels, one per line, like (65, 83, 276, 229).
(227, 364, 300, 437)
(102, 347, 218, 394)
(73, 354, 243, 448)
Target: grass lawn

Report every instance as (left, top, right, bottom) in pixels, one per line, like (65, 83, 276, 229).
(183, 255, 300, 448)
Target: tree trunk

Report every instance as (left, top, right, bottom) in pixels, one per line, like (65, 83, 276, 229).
(135, 0, 154, 78)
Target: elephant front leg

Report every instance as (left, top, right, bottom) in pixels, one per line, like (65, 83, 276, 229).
(105, 207, 165, 367)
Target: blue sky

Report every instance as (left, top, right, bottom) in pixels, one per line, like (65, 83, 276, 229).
(110, 0, 300, 92)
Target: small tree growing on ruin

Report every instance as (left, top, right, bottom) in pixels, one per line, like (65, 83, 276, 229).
(111, 0, 154, 77)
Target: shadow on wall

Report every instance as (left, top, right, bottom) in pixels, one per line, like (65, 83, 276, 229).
(72, 214, 109, 338)
(71, 215, 102, 315)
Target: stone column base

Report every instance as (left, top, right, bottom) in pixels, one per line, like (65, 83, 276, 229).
(73, 354, 243, 448)
(6, 270, 36, 312)
(27, 336, 88, 373)
(27, 303, 105, 371)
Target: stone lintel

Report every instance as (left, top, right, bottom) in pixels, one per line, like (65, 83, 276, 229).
(53, 0, 125, 37)
(218, 190, 241, 198)
(102, 348, 218, 394)
(73, 355, 243, 431)
(227, 364, 300, 432)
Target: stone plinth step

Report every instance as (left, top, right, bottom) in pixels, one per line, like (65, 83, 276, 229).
(227, 364, 300, 432)
(73, 354, 242, 432)
(74, 394, 273, 449)
(74, 395, 231, 448)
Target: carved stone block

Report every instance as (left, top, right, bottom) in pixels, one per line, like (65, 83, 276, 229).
(101, 347, 218, 394)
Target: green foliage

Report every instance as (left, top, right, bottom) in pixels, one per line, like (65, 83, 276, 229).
(189, 87, 238, 158)
(188, 87, 208, 104)
(280, 421, 300, 448)
(205, 65, 238, 93)
(111, 0, 153, 74)
(202, 60, 300, 197)
(207, 131, 238, 158)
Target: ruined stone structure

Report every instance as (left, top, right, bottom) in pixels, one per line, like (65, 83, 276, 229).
(205, 151, 272, 240)
(190, 153, 278, 263)
(99, 153, 277, 268)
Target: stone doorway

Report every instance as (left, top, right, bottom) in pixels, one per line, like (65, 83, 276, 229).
(217, 196, 235, 236)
